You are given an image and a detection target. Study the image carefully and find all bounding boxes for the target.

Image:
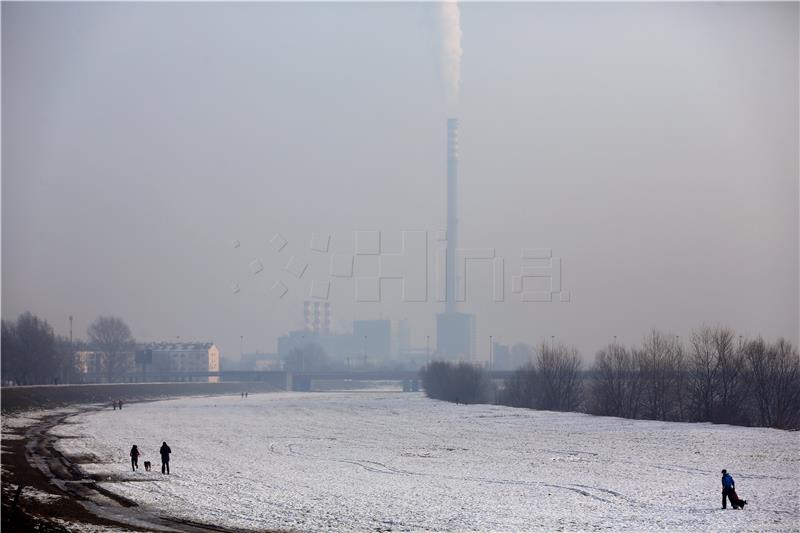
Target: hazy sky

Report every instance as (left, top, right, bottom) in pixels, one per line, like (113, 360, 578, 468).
(3, 2, 798, 361)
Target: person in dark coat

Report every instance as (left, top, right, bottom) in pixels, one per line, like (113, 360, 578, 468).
(721, 469, 747, 509)
(130, 445, 140, 471)
(160, 442, 172, 474)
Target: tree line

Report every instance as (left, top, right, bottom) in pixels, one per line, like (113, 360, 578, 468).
(419, 327, 800, 430)
(2, 312, 134, 385)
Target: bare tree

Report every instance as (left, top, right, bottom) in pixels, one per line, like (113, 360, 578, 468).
(767, 339, 800, 430)
(672, 339, 689, 420)
(636, 330, 686, 421)
(744, 338, 800, 429)
(87, 316, 134, 382)
(536, 342, 583, 411)
(2, 312, 59, 385)
(688, 326, 717, 421)
(711, 327, 743, 424)
(1, 319, 17, 385)
(500, 363, 538, 409)
(590, 342, 641, 418)
(415, 326, 797, 430)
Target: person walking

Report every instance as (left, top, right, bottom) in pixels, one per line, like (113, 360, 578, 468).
(721, 469, 747, 509)
(130, 445, 140, 471)
(160, 441, 172, 474)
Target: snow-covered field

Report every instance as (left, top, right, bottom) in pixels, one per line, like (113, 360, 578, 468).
(53, 392, 799, 532)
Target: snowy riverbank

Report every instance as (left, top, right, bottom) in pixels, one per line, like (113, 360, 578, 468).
(52, 392, 799, 532)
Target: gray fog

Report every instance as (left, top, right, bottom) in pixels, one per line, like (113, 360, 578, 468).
(3, 2, 798, 360)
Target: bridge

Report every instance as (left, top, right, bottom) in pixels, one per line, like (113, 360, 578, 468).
(80, 369, 517, 392)
(227, 369, 515, 392)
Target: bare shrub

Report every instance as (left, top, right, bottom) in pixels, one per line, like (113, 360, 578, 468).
(420, 361, 492, 404)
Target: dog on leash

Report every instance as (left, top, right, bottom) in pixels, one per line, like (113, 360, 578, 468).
(143, 461, 152, 472)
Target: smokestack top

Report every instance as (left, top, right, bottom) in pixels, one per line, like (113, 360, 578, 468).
(447, 118, 459, 158)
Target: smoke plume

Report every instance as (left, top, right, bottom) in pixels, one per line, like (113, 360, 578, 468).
(439, 1, 462, 109)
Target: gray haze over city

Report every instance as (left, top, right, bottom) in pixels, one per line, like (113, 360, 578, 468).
(3, 2, 798, 362)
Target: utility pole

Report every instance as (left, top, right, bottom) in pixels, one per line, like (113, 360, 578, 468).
(363, 335, 368, 367)
(489, 335, 493, 370)
(67, 315, 73, 385)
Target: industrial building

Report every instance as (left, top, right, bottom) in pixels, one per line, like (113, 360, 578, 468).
(436, 312, 475, 361)
(353, 320, 391, 359)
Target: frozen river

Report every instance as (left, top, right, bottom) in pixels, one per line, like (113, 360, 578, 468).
(53, 392, 799, 532)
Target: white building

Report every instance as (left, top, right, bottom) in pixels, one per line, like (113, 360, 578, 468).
(146, 342, 220, 382)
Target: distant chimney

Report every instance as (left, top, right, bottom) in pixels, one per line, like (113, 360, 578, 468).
(446, 118, 459, 314)
(304, 301, 331, 333)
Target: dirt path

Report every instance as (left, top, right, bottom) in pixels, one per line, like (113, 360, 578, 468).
(2, 404, 264, 532)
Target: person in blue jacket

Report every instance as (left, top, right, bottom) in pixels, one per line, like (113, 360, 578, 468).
(721, 469, 746, 509)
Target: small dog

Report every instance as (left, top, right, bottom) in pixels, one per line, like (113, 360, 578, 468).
(143, 461, 152, 472)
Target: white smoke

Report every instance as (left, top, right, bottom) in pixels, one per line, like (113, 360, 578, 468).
(439, 0, 463, 109)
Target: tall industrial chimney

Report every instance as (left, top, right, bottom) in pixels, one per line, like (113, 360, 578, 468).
(437, 117, 475, 360)
(446, 117, 459, 314)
